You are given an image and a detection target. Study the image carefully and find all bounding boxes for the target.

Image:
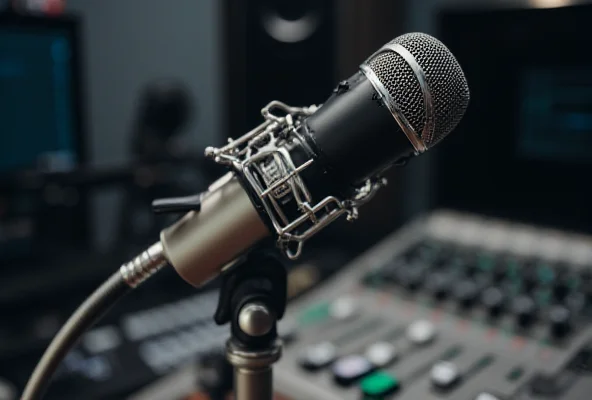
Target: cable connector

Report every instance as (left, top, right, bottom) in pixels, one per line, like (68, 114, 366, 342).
(120, 242, 168, 288)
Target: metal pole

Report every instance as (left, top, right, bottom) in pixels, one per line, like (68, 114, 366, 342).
(234, 366, 273, 400)
(226, 303, 282, 400)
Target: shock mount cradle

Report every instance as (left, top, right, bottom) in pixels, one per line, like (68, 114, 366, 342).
(213, 250, 287, 400)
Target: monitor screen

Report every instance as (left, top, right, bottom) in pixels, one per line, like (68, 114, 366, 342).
(434, 4, 592, 234)
(0, 14, 86, 262)
(0, 15, 80, 176)
(518, 66, 592, 164)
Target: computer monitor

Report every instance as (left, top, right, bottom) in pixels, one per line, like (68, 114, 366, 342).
(0, 13, 84, 177)
(434, 4, 592, 234)
(0, 13, 87, 262)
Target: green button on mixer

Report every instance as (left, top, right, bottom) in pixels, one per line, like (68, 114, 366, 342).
(360, 371, 400, 397)
(506, 260, 520, 280)
(478, 254, 495, 271)
(537, 264, 555, 285)
(298, 302, 330, 326)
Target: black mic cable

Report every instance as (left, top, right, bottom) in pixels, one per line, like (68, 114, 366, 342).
(20, 244, 167, 400)
(20, 32, 470, 400)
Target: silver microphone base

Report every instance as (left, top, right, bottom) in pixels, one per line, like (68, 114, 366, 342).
(226, 338, 282, 400)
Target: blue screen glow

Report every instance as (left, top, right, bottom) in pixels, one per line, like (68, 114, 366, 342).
(519, 68, 592, 163)
(0, 27, 77, 173)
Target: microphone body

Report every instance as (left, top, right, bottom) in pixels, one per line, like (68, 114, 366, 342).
(159, 71, 414, 288)
(154, 32, 470, 288)
(161, 173, 269, 287)
(303, 70, 415, 191)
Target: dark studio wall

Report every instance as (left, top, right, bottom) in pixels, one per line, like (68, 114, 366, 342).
(58, 0, 524, 252)
(65, 0, 222, 250)
(404, 0, 578, 216)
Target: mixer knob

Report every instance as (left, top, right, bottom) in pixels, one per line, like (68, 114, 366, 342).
(405, 240, 439, 263)
(452, 280, 478, 308)
(522, 264, 538, 292)
(329, 296, 360, 321)
(552, 268, 572, 301)
(397, 266, 425, 292)
(582, 280, 592, 305)
(481, 287, 505, 317)
(491, 262, 507, 282)
(430, 361, 461, 391)
(581, 270, 592, 281)
(549, 305, 571, 339)
(425, 272, 452, 300)
(407, 320, 436, 346)
(474, 393, 503, 400)
(299, 342, 337, 371)
(513, 295, 537, 328)
(565, 291, 586, 314)
(553, 282, 570, 302)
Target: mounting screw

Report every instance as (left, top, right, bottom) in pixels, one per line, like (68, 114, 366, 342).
(238, 303, 273, 337)
(334, 80, 350, 94)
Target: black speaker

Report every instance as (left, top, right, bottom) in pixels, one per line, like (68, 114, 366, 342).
(223, 0, 337, 137)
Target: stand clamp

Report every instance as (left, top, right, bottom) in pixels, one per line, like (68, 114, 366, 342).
(213, 251, 288, 400)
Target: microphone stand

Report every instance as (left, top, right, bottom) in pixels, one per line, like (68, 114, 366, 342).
(212, 250, 287, 400)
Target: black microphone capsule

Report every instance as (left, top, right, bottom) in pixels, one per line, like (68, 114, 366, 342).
(303, 32, 470, 193)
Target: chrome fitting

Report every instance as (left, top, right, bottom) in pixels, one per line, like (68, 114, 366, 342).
(119, 242, 168, 288)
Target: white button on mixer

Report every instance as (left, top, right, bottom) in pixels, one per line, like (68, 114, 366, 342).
(331, 354, 374, 386)
(83, 325, 121, 354)
(365, 342, 398, 367)
(431, 361, 461, 389)
(475, 393, 502, 400)
(407, 320, 436, 345)
(299, 342, 337, 370)
(329, 296, 359, 320)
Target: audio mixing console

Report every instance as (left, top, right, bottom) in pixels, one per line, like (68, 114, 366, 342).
(132, 210, 592, 400)
(271, 210, 592, 399)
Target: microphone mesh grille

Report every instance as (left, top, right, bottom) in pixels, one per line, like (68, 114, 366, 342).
(366, 32, 470, 148)
(367, 51, 426, 142)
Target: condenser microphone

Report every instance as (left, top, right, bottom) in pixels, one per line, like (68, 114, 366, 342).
(21, 34, 469, 400)
(122, 32, 471, 289)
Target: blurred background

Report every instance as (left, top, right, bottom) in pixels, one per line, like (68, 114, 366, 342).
(0, 0, 591, 399)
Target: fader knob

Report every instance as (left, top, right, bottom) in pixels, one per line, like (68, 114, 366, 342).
(549, 305, 571, 339)
(513, 295, 537, 328)
(453, 280, 478, 308)
(481, 287, 504, 318)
